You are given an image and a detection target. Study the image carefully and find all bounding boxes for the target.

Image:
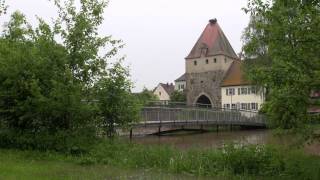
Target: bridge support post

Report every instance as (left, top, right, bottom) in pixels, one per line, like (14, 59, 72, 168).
(158, 126, 161, 136)
(130, 128, 133, 139)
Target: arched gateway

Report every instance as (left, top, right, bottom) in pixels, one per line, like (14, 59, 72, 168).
(195, 94, 212, 107)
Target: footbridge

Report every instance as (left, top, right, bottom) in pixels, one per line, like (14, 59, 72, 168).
(130, 106, 267, 136)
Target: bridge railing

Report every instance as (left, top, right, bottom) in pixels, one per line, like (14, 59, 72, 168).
(140, 107, 267, 127)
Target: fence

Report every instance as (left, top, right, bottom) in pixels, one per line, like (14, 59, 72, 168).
(139, 107, 267, 127)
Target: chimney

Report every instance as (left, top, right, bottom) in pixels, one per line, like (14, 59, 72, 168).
(209, 18, 217, 24)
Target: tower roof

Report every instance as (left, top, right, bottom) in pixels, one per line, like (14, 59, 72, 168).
(186, 19, 238, 59)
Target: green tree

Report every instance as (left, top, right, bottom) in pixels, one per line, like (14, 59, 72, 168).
(170, 90, 186, 102)
(54, 0, 122, 87)
(0, 0, 139, 150)
(135, 87, 159, 106)
(96, 62, 141, 137)
(0, 0, 6, 16)
(0, 11, 96, 151)
(242, 0, 320, 129)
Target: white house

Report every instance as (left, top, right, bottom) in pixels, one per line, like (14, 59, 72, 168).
(153, 83, 175, 101)
(174, 73, 186, 91)
(221, 60, 265, 111)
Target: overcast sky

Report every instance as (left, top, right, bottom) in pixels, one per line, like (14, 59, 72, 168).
(1, 0, 250, 92)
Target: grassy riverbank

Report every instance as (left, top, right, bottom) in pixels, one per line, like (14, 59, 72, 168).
(1, 139, 320, 180)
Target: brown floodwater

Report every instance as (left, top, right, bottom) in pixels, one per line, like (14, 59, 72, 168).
(131, 129, 320, 155)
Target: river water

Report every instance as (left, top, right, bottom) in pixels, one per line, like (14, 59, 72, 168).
(131, 129, 320, 155)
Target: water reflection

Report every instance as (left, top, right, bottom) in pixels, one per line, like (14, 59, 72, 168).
(132, 130, 271, 150)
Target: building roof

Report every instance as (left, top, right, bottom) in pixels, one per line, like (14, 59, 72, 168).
(311, 90, 320, 98)
(308, 106, 320, 114)
(175, 73, 186, 82)
(221, 60, 250, 87)
(157, 83, 175, 96)
(186, 19, 238, 60)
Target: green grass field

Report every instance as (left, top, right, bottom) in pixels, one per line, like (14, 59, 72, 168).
(0, 149, 208, 180)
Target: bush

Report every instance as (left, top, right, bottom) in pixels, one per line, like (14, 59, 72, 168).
(0, 128, 97, 154)
(74, 140, 320, 179)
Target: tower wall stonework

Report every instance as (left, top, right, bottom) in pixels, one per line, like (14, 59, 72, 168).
(186, 70, 226, 108)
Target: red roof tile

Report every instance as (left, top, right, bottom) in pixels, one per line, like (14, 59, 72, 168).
(186, 19, 238, 60)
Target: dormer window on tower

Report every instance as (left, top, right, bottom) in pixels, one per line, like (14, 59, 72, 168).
(200, 48, 208, 57)
(206, 59, 209, 64)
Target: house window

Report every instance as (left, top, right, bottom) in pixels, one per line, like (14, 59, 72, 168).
(224, 104, 230, 109)
(214, 58, 217, 63)
(206, 59, 209, 64)
(238, 88, 240, 95)
(226, 88, 235, 96)
(159, 92, 161, 96)
(251, 103, 258, 110)
(194, 61, 197, 65)
(231, 104, 236, 109)
(227, 88, 235, 96)
(241, 88, 247, 95)
(241, 103, 247, 110)
(251, 87, 257, 94)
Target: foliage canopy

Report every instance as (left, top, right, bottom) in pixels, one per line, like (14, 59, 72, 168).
(242, 0, 320, 130)
(0, 0, 140, 151)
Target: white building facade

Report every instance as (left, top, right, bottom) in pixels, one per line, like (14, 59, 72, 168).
(153, 83, 174, 101)
(174, 74, 186, 91)
(221, 86, 265, 111)
(220, 61, 265, 111)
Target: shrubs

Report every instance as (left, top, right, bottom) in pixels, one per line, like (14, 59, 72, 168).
(1, 138, 319, 179)
(74, 140, 320, 179)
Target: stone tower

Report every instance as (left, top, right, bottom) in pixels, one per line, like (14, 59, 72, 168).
(185, 19, 238, 108)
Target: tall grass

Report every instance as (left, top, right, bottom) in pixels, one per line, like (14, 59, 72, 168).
(78, 139, 320, 179)
(1, 140, 320, 179)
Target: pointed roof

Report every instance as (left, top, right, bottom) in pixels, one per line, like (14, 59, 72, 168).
(175, 73, 186, 82)
(221, 60, 249, 87)
(154, 83, 175, 96)
(186, 19, 238, 59)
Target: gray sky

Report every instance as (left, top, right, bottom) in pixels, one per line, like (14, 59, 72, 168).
(1, 0, 250, 92)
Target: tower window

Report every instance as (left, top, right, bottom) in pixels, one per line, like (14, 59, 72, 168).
(214, 58, 217, 63)
(224, 58, 227, 63)
(194, 61, 197, 66)
(205, 59, 209, 64)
